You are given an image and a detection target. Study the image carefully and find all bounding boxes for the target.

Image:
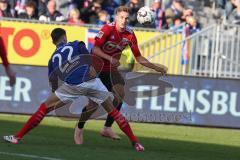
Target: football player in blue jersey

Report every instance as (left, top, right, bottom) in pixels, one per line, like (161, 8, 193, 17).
(3, 28, 144, 152)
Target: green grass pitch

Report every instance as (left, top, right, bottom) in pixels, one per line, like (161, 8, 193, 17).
(0, 114, 240, 160)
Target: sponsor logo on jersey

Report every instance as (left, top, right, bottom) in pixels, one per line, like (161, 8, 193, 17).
(121, 38, 130, 46)
(103, 39, 131, 53)
(96, 31, 104, 39)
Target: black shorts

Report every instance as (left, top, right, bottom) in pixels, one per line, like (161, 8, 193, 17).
(98, 70, 125, 91)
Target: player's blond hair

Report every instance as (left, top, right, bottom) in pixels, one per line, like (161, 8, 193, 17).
(115, 6, 130, 15)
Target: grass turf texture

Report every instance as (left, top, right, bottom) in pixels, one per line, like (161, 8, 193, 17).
(0, 114, 240, 160)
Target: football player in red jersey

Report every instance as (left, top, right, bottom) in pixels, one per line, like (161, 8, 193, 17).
(0, 36, 16, 86)
(75, 6, 168, 144)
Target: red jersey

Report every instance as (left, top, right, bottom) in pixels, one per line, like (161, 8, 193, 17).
(0, 36, 9, 67)
(94, 22, 141, 72)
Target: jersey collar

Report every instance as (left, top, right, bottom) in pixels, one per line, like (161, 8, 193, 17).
(57, 41, 66, 48)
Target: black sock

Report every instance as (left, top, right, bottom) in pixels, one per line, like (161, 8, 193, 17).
(78, 107, 87, 129)
(104, 102, 123, 127)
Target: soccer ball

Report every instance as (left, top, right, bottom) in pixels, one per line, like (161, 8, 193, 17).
(137, 6, 156, 25)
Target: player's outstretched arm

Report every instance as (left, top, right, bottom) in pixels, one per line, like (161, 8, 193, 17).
(135, 56, 168, 75)
(130, 33, 167, 75)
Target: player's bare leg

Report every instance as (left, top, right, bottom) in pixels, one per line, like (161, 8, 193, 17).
(74, 126, 84, 145)
(3, 93, 64, 144)
(74, 100, 98, 145)
(101, 98, 144, 152)
(101, 84, 124, 140)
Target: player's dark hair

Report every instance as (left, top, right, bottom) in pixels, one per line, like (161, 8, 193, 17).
(51, 28, 66, 45)
(115, 6, 130, 15)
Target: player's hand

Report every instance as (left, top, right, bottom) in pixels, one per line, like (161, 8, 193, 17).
(5, 66, 16, 86)
(89, 66, 97, 78)
(154, 64, 168, 75)
(110, 58, 120, 67)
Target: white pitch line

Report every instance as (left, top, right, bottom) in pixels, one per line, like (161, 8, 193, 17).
(0, 151, 63, 160)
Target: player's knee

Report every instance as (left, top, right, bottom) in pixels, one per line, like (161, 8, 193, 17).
(44, 94, 61, 110)
(114, 93, 124, 104)
(42, 101, 50, 108)
(119, 91, 125, 100)
(118, 90, 125, 101)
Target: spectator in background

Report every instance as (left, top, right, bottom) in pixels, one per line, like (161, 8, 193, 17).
(38, 0, 48, 17)
(165, 0, 192, 27)
(0, 37, 16, 86)
(215, 0, 236, 19)
(15, 0, 27, 14)
(186, 15, 201, 34)
(114, 0, 127, 5)
(67, 8, 84, 25)
(228, 0, 240, 24)
(170, 16, 184, 32)
(0, 0, 14, 17)
(18, 1, 38, 19)
(7, 0, 17, 17)
(55, 0, 69, 18)
(56, 0, 84, 18)
(80, 1, 102, 24)
(39, 0, 65, 22)
(96, 10, 110, 26)
(151, 0, 168, 29)
(102, 0, 119, 21)
(162, 0, 172, 10)
(126, 0, 143, 26)
(217, 0, 227, 8)
(174, 18, 182, 27)
(79, 0, 92, 23)
(83, 0, 94, 8)
(225, 0, 236, 19)
(165, 0, 184, 27)
(70, 0, 84, 9)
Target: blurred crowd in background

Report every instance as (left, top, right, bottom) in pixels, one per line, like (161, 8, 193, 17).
(0, 0, 239, 31)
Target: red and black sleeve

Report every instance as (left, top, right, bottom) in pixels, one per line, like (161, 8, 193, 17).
(94, 24, 111, 47)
